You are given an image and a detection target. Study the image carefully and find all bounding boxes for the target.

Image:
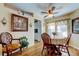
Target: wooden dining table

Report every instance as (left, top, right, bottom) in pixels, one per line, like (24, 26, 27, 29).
(51, 38, 67, 45)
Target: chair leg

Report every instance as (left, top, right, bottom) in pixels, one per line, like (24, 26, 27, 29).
(66, 47, 70, 56)
(20, 47, 22, 53)
(41, 46, 44, 55)
(7, 52, 9, 56)
(47, 49, 49, 55)
(9, 52, 12, 56)
(2, 52, 4, 56)
(2, 52, 10, 56)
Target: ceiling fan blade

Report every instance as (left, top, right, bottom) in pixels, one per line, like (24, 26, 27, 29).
(51, 6, 55, 10)
(53, 12, 58, 14)
(41, 11, 48, 14)
(44, 15, 48, 18)
(55, 6, 63, 10)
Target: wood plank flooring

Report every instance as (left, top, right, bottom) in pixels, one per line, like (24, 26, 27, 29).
(14, 41, 79, 56)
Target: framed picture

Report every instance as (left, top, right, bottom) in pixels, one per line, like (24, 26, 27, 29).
(11, 14, 28, 31)
(72, 17, 79, 33)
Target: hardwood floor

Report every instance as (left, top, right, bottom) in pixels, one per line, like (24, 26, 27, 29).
(14, 41, 79, 56)
(16, 41, 42, 56)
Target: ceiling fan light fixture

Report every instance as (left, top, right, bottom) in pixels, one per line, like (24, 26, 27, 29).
(48, 14, 53, 17)
(48, 9, 52, 14)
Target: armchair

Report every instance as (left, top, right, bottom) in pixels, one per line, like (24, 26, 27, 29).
(41, 33, 61, 56)
(58, 33, 71, 56)
(0, 32, 22, 56)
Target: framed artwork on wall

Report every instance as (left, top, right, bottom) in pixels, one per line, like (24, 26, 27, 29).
(72, 17, 79, 33)
(11, 14, 28, 31)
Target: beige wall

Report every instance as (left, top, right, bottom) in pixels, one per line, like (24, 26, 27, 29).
(69, 9, 79, 49)
(0, 4, 34, 47)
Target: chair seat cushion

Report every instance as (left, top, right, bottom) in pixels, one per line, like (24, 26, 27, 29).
(3, 44, 21, 52)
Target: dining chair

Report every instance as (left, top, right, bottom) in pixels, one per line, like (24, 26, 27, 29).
(41, 33, 61, 56)
(58, 33, 71, 56)
(0, 32, 22, 56)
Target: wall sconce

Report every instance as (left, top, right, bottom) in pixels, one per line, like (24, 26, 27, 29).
(29, 23, 32, 27)
(2, 17, 7, 25)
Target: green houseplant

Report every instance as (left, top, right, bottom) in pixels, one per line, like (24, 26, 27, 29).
(20, 36, 29, 48)
(52, 32, 57, 36)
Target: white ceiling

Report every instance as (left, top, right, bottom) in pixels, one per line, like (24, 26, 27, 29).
(7, 3, 79, 19)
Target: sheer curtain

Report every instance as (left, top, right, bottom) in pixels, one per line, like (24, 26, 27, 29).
(47, 20, 68, 39)
(56, 21, 67, 38)
(47, 23, 55, 38)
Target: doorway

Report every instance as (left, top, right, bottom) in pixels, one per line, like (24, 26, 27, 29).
(34, 19, 42, 43)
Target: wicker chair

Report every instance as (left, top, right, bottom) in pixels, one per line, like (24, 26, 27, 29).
(41, 33, 61, 56)
(0, 32, 22, 56)
(58, 34, 71, 56)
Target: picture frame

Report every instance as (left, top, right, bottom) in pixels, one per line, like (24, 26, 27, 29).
(72, 17, 79, 33)
(11, 14, 28, 31)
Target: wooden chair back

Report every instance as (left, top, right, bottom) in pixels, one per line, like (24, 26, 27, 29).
(0, 32, 12, 45)
(41, 33, 51, 45)
(65, 33, 71, 45)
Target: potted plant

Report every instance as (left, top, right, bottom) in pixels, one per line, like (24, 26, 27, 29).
(20, 36, 29, 48)
(52, 32, 57, 36)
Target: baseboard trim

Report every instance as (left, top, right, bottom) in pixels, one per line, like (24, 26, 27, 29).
(69, 45, 79, 50)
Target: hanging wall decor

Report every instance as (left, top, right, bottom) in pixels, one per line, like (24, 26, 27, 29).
(11, 14, 28, 31)
(72, 17, 79, 34)
(2, 17, 7, 25)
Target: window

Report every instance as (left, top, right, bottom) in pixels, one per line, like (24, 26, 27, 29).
(47, 20, 68, 39)
(47, 23, 55, 38)
(56, 21, 67, 38)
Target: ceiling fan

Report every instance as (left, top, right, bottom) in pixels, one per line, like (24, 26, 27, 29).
(41, 6, 58, 18)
